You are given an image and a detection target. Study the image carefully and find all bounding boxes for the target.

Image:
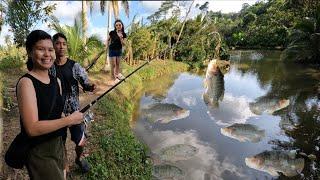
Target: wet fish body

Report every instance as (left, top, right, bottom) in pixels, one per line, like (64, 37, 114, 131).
(142, 103, 190, 123)
(203, 59, 228, 108)
(221, 123, 265, 143)
(159, 144, 198, 162)
(249, 99, 290, 115)
(245, 150, 305, 177)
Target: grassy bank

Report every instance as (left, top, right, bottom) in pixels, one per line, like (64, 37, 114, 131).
(86, 60, 188, 179)
(0, 72, 3, 173)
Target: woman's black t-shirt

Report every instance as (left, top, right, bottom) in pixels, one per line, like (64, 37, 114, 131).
(109, 30, 127, 51)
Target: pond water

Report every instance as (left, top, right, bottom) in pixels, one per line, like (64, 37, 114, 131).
(132, 50, 320, 180)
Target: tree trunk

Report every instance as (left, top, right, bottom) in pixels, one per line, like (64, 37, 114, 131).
(170, 0, 195, 59)
(82, 1, 89, 67)
(104, 1, 112, 72)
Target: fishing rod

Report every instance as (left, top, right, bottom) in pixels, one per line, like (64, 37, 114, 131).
(86, 49, 107, 71)
(81, 58, 154, 117)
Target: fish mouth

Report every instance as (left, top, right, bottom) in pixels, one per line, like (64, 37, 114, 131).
(220, 127, 233, 136)
(245, 157, 259, 169)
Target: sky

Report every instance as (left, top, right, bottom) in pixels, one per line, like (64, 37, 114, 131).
(0, 0, 259, 45)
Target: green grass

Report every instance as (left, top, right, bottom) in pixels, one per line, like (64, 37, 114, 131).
(0, 46, 26, 70)
(86, 60, 187, 179)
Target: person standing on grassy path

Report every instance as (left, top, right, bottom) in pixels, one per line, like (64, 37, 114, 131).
(49, 32, 96, 174)
(107, 19, 127, 85)
(16, 30, 83, 179)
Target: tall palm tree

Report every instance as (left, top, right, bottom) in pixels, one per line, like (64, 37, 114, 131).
(0, 1, 5, 33)
(81, 1, 93, 66)
(50, 16, 104, 66)
(100, 0, 129, 71)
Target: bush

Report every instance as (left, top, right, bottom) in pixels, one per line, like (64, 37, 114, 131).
(0, 46, 26, 70)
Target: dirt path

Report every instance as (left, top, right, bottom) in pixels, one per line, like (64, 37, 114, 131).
(1, 70, 114, 179)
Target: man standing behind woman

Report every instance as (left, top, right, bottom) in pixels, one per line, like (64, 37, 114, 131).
(107, 19, 127, 84)
(16, 30, 83, 179)
(50, 33, 96, 174)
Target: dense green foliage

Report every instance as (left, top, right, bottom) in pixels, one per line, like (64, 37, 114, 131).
(49, 17, 105, 66)
(0, 46, 25, 70)
(5, 0, 56, 46)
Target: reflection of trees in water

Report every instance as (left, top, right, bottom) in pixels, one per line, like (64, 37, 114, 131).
(143, 74, 179, 101)
(236, 50, 320, 178)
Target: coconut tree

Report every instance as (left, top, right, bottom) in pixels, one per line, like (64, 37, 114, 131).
(81, 1, 94, 66)
(0, 1, 5, 33)
(50, 16, 104, 66)
(100, 0, 129, 71)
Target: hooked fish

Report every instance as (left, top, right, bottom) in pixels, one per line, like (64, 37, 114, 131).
(203, 59, 229, 108)
(245, 150, 305, 177)
(152, 164, 184, 179)
(158, 144, 198, 162)
(141, 103, 190, 123)
(249, 99, 290, 115)
(220, 123, 265, 143)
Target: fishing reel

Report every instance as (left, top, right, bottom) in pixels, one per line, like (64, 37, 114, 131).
(83, 110, 94, 125)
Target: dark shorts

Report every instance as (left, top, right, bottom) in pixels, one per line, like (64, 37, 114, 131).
(109, 49, 122, 57)
(62, 123, 86, 146)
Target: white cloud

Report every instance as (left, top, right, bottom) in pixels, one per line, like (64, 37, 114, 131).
(140, 1, 163, 12)
(49, 1, 82, 26)
(89, 26, 107, 42)
(197, 0, 257, 13)
(0, 25, 12, 45)
(207, 93, 256, 126)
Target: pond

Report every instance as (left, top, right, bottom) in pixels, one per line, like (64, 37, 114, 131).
(132, 50, 320, 180)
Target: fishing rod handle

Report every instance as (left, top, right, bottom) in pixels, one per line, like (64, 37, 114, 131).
(80, 102, 93, 113)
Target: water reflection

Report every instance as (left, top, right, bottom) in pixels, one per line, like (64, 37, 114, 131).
(221, 123, 265, 143)
(249, 97, 290, 115)
(134, 123, 248, 180)
(141, 103, 190, 124)
(133, 50, 320, 179)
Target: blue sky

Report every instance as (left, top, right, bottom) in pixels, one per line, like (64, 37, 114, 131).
(0, 0, 259, 45)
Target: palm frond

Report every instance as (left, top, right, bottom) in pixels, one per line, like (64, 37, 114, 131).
(87, 1, 94, 16)
(100, 0, 106, 15)
(111, 0, 119, 19)
(121, 0, 129, 18)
